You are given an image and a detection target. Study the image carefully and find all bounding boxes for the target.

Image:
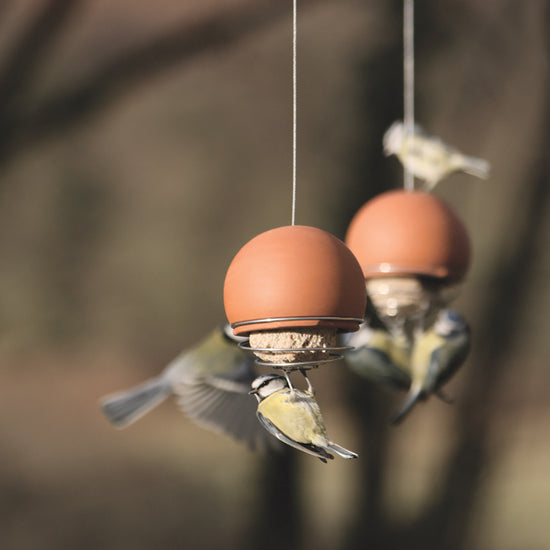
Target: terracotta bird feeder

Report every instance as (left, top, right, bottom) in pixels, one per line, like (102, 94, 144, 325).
(224, 225, 366, 367)
(345, 190, 471, 331)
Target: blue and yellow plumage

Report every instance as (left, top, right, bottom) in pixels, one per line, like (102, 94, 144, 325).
(392, 309, 471, 423)
(250, 374, 358, 463)
(384, 121, 490, 190)
(343, 322, 411, 390)
(100, 324, 279, 451)
(345, 309, 470, 423)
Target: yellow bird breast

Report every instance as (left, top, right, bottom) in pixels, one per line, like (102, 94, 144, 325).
(258, 390, 327, 445)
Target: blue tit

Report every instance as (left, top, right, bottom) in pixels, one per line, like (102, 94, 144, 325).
(249, 374, 358, 463)
(392, 309, 471, 424)
(343, 322, 411, 390)
(383, 121, 490, 190)
(100, 324, 279, 452)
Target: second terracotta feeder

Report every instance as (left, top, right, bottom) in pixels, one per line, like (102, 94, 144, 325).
(345, 189, 471, 334)
(224, 225, 366, 383)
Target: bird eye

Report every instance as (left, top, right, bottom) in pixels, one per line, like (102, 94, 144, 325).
(257, 378, 273, 390)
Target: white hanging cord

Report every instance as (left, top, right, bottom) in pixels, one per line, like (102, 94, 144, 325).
(403, 0, 415, 191)
(291, 0, 297, 225)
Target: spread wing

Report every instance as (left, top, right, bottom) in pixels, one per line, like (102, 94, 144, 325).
(156, 325, 279, 452)
(345, 346, 411, 389)
(433, 327, 471, 388)
(173, 359, 281, 453)
(343, 327, 411, 390)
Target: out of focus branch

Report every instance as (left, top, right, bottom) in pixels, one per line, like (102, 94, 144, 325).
(0, 0, 325, 167)
(417, 7, 550, 549)
(0, 0, 83, 108)
(0, 1, 13, 25)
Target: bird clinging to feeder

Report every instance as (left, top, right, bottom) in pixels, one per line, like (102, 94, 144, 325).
(344, 189, 472, 421)
(224, 225, 367, 391)
(391, 308, 471, 424)
(342, 1, 481, 422)
(250, 373, 358, 463)
(343, 320, 412, 391)
(99, 324, 281, 451)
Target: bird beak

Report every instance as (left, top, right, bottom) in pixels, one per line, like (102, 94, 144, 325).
(248, 389, 257, 395)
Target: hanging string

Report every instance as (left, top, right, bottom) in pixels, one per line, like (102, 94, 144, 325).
(291, 0, 297, 225)
(403, 0, 415, 191)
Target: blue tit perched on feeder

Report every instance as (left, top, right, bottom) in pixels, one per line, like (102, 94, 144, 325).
(249, 373, 358, 463)
(392, 309, 471, 424)
(100, 324, 279, 452)
(342, 320, 411, 390)
(383, 121, 490, 190)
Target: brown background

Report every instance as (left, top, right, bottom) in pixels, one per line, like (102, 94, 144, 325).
(1, 1, 549, 549)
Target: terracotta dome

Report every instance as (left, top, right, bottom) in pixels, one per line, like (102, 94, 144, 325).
(224, 225, 367, 335)
(345, 190, 471, 282)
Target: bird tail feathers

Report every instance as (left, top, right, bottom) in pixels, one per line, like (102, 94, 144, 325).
(392, 385, 423, 425)
(100, 377, 172, 429)
(327, 442, 358, 459)
(459, 154, 491, 180)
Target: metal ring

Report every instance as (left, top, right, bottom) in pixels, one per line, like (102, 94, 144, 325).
(231, 316, 364, 329)
(253, 354, 344, 369)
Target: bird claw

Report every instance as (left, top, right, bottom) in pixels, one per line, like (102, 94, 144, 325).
(300, 368, 315, 395)
(435, 389, 454, 404)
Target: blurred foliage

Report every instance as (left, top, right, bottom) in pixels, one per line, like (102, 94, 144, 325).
(1, 1, 549, 550)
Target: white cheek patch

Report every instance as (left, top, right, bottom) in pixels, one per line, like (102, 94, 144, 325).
(347, 325, 374, 349)
(259, 378, 286, 398)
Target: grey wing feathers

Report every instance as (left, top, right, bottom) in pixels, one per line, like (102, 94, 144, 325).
(175, 374, 281, 452)
(391, 385, 423, 425)
(436, 332, 471, 387)
(345, 347, 410, 389)
(100, 324, 282, 452)
(100, 377, 172, 429)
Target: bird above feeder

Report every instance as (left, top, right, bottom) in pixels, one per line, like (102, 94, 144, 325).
(342, 0, 487, 422)
(383, 121, 490, 191)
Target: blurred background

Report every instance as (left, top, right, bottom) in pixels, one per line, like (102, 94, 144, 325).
(1, 0, 549, 549)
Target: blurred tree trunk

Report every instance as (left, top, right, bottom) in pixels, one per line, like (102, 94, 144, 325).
(342, 2, 550, 550)
(0, 0, 326, 172)
(339, 2, 409, 547)
(415, 5, 550, 550)
(244, 449, 302, 550)
(0, 2, 546, 549)
(340, 2, 412, 548)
